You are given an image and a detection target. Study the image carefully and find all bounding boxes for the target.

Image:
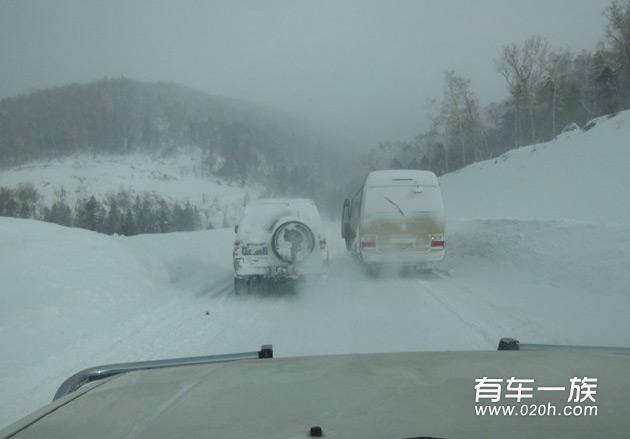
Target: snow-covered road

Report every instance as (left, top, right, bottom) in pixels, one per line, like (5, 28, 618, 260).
(124, 218, 630, 357)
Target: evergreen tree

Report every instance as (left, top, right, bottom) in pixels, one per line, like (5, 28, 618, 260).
(103, 198, 123, 234)
(172, 202, 185, 231)
(155, 199, 172, 233)
(44, 190, 73, 226)
(0, 187, 18, 217)
(121, 209, 136, 236)
(75, 196, 105, 232)
(15, 184, 39, 219)
(595, 66, 619, 114)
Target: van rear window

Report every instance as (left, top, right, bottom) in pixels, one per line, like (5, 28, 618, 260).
(364, 186, 444, 216)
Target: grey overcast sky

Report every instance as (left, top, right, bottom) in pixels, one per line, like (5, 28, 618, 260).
(0, 0, 611, 145)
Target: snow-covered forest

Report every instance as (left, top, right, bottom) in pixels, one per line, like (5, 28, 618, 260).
(365, 1, 630, 175)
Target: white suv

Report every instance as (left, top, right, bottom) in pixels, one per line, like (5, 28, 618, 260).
(233, 198, 328, 293)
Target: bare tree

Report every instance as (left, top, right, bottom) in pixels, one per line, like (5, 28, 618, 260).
(544, 49, 573, 136)
(496, 36, 549, 146)
(438, 71, 484, 169)
(604, 0, 630, 101)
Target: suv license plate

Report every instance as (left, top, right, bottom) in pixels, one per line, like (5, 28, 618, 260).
(242, 245, 268, 256)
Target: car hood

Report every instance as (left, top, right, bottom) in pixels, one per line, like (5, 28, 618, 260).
(3, 349, 629, 438)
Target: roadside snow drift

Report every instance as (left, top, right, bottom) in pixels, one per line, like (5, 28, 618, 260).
(440, 111, 630, 224)
(0, 218, 166, 424)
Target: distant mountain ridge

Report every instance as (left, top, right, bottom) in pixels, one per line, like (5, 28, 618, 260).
(0, 78, 353, 210)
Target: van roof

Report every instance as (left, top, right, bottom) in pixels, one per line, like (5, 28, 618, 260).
(365, 170, 438, 187)
(249, 198, 316, 206)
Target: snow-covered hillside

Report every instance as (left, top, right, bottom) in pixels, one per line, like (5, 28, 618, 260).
(2, 110, 630, 429)
(441, 111, 630, 224)
(0, 151, 259, 227)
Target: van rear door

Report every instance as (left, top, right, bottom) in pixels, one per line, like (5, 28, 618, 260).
(361, 184, 445, 253)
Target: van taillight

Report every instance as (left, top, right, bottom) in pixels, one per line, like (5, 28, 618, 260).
(361, 239, 376, 249)
(431, 240, 445, 248)
(233, 241, 240, 256)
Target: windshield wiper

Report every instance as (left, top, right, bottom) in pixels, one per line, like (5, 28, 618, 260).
(384, 196, 405, 216)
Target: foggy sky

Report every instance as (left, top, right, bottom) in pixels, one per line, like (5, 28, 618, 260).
(0, 0, 611, 146)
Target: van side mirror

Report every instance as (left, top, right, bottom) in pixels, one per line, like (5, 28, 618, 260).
(341, 199, 351, 239)
(234, 225, 239, 233)
(342, 199, 350, 220)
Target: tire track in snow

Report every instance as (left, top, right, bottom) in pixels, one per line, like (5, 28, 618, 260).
(208, 279, 234, 298)
(419, 270, 551, 346)
(414, 275, 498, 349)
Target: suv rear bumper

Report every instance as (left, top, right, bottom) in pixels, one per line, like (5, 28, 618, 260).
(234, 263, 327, 279)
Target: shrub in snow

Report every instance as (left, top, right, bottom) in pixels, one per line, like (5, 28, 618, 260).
(561, 123, 581, 134)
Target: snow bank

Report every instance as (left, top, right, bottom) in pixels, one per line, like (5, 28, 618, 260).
(0, 217, 235, 427)
(0, 218, 167, 366)
(440, 110, 630, 224)
(0, 218, 164, 423)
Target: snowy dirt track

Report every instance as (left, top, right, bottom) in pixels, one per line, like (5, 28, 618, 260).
(3, 111, 630, 427)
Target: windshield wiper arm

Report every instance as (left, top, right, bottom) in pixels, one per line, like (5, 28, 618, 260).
(384, 196, 405, 216)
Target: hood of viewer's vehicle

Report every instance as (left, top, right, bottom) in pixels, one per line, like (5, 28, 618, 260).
(3, 350, 628, 439)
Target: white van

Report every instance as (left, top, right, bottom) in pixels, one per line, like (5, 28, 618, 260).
(233, 198, 328, 293)
(342, 170, 445, 270)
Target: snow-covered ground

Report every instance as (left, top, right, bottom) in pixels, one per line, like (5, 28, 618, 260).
(0, 150, 258, 227)
(440, 111, 630, 224)
(2, 111, 630, 428)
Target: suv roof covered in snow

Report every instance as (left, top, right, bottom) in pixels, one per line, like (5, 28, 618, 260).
(3, 343, 629, 439)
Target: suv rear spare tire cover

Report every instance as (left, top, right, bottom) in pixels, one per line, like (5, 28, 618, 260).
(271, 221, 315, 263)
